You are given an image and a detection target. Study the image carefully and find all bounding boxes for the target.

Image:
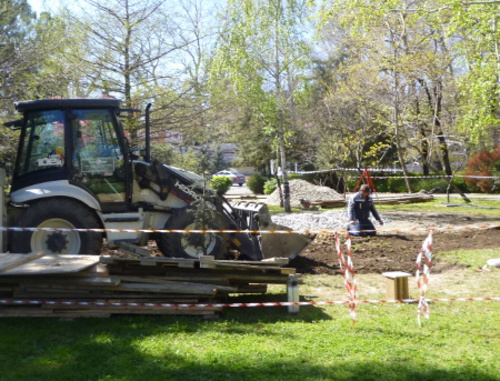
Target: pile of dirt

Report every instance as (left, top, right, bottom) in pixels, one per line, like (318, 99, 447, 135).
(266, 179, 343, 207)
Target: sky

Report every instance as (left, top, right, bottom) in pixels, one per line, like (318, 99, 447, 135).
(28, 0, 65, 14)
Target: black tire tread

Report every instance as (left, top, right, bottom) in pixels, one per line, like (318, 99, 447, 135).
(156, 211, 229, 259)
(9, 198, 103, 254)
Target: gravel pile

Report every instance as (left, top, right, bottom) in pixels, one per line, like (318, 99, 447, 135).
(271, 210, 389, 231)
(266, 179, 343, 206)
(271, 210, 349, 231)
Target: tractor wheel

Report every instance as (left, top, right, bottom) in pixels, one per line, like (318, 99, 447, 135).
(10, 198, 103, 255)
(156, 211, 229, 259)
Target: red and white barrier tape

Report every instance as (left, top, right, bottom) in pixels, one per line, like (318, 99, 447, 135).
(289, 167, 499, 179)
(0, 224, 498, 235)
(335, 232, 358, 324)
(369, 175, 499, 180)
(0, 297, 498, 309)
(291, 168, 405, 174)
(416, 230, 433, 325)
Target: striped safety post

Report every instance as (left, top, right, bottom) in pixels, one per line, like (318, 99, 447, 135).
(416, 230, 433, 325)
(335, 232, 358, 324)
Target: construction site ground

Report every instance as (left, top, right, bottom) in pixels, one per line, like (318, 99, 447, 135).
(292, 227, 499, 276)
(138, 203, 499, 277)
(235, 184, 500, 276)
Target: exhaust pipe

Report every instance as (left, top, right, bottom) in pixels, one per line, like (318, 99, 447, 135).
(144, 103, 152, 163)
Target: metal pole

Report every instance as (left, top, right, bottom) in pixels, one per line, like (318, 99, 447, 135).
(145, 103, 152, 163)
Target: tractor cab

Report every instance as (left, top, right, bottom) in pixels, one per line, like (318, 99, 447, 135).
(10, 99, 131, 213)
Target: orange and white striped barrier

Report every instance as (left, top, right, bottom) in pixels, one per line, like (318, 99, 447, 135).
(335, 232, 358, 324)
(0, 224, 498, 235)
(290, 167, 500, 179)
(415, 230, 433, 325)
(1, 297, 498, 309)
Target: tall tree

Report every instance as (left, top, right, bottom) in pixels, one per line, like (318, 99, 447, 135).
(0, 0, 36, 109)
(68, 0, 187, 145)
(314, 0, 478, 194)
(446, 0, 500, 149)
(211, 0, 313, 211)
(0, 0, 36, 174)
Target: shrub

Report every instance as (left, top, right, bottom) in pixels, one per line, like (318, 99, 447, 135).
(345, 173, 473, 193)
(210, 176, 233, 194)
(263, 178, 278, 195)
(464, 144, 500, 193)
(246, 174, 268, 194)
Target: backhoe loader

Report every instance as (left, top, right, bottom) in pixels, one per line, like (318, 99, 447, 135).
(0, 98, 311, 260)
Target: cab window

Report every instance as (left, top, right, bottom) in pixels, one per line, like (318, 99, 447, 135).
(16, 110, 65, 177)
(72, 109, 126, 204)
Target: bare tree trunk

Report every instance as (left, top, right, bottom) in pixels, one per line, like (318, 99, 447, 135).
(427, 80, 470, 202)
(414, 81, 430, 175)
(274, 0, 291, 213)
(394, 82, 413, 192)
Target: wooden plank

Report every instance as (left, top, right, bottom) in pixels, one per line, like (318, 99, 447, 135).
(12, 289, 208, 301)
(18, 276, 122, 287)
(115, 275, 237, 293)
(199, 261, 296, 275)
(19, 281, 219, 296)
(200, 256, 291, 267)
(261, 257, 290, 265)
(0, 252, 46, 274)
(100, 255, 197, 268)
(107, 282, 218, 295)
(2, 254, 99, 275)
(0, 273, 117, 286)
(233, 284, 268, 293)
(118, 242, 152, 258)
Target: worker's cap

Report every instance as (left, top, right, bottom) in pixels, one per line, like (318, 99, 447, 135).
(360, 184, 372, 192)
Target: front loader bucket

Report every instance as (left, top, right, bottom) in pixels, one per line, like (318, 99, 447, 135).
(231, 201, 313, 260)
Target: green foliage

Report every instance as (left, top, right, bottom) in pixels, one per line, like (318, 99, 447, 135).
(168, 148, 202, 175)
(210, 176, 233, 194)
(346, 173, 473, 193)
(246, 174, 268, 194)
(212, 147, 227, 173)
(263, 178, 278, 195)
(150, 142, 175, 165)
(448, 2, 500, 148)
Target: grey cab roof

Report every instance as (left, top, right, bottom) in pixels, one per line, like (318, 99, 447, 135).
(15, 98, 122, 113)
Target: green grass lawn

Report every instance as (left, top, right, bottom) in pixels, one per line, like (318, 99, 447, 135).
(0, 298, 498, 381)
(376, 198, 500, 216)
(0, 302, 500, 381)
(1, 260, 499, 381)
(267, 198, 500, 218)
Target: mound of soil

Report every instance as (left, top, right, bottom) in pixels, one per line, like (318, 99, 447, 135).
(291, 229, 500, 275)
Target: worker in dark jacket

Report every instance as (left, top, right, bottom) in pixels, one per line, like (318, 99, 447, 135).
(347, 184, 383, 236)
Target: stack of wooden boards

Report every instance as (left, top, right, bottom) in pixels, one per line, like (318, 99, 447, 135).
(0, 252, 298, 318)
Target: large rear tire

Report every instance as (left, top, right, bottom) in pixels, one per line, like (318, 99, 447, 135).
(156, 211, 229, 259)
(10, 198, 103, 254)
